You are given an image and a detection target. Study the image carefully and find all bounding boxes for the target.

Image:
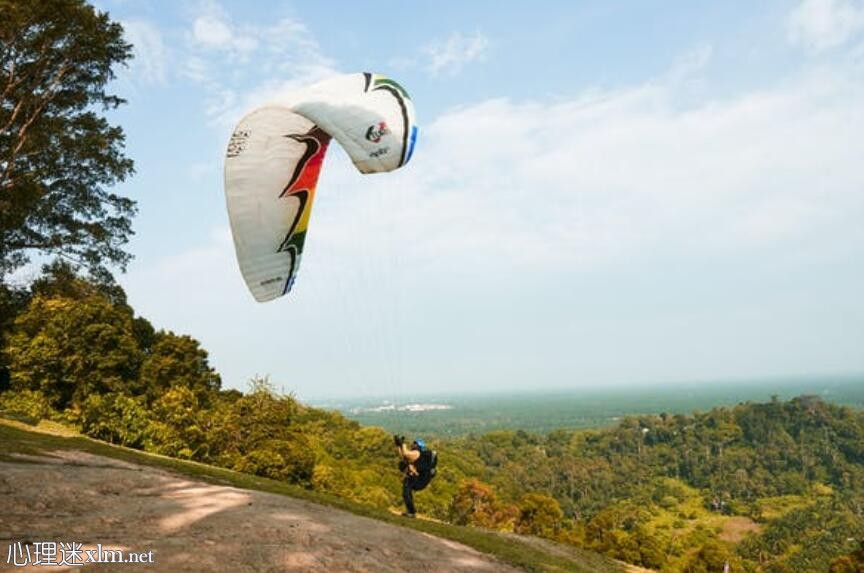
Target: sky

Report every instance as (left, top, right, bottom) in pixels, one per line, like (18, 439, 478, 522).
(65, 0, 864, 399)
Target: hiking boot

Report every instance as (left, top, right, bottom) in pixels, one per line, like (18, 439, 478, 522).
(401, 512, 416, 518)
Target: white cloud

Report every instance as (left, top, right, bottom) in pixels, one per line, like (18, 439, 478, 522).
(192, 15, 234, 47)
(121, 19, 167, 84)
(192, 14, 233, 47)
(182, 3, 339, 126)
(787, 0, 864, 52)
(425, 31, 489, 76)
(308, 58, 864, 282)
(189, 2, 256, 55)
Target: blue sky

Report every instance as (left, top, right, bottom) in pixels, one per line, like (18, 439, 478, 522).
(66, 0, 864, 399)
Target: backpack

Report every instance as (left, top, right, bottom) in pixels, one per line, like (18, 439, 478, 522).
(415, 448, 438, 480)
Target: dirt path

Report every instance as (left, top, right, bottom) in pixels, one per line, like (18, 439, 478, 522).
(0, 451, 521, 572)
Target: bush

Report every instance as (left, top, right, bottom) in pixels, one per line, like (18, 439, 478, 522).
(147, 387, 209, 460)
(0, 389, 55, 421)
(233, 436, 316, 485)
(79, 393, 151, 448)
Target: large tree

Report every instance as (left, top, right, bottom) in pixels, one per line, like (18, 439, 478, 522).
(138, 331, 222, 403)
(0, 0, 135, 279)
(6, 292, 143, 409)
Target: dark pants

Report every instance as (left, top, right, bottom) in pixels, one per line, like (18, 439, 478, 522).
(402, 474, 431, 514)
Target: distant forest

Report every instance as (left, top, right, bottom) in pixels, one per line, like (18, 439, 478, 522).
(338, 377, 864, 437)
(2, 268, 863, 572)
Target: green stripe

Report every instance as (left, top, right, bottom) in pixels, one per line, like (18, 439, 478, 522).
(285, 230, 307, 254)
(373, 77, 411, 100)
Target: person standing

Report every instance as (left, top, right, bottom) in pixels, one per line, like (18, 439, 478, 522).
(394, 435, 436, 518)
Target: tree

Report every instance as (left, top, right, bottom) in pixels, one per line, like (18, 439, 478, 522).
(5, 293, 142, 409)
(138, 331, 221, 403)
(515, 493, 564, 538)
(1, 0, 135, 278)
(829, 541, 864, 573)
(449, 479, 516, 529)
(147, 386, 210, 459)
(209, 377, 300, 459)
(30, 259, 128, 305)
(206, 378, 317, 484)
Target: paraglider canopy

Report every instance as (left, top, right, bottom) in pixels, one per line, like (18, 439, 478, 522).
(224, 73, 418, 302)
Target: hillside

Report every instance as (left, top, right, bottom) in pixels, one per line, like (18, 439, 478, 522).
(3, 273, 864, 571)
(0, 419, 628, 573)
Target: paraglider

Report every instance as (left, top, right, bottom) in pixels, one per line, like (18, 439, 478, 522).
(224, 73, 418, 302)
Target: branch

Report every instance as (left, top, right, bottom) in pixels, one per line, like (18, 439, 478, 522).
(1, 30, 56, 130)
(1, 96, 26, 134)
(1, 58, 19, 102)
(0, 60, 70, 189)
(5, 241, 49, 250)
(14, 60, 69, 141)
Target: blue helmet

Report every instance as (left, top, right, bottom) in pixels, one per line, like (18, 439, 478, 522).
(413, 438, 426, 451)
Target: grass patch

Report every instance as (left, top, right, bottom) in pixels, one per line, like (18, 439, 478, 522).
(0, 418, 626, 573)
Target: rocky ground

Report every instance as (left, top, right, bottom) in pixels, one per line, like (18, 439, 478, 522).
(0, 450, 521, 572)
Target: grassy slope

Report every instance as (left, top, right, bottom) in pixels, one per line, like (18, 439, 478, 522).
(0, 417, 628, 573)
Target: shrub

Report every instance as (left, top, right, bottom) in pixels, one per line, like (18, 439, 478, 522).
(79, 393, 151, 448)
(0, 389, 54, 421)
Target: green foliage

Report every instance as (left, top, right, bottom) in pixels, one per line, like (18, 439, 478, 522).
(79, 392, 149, 448)
(579, 502, 667, 568)
(233, 436, 316, 484)
(830, 541, 864, 573)
(681, 540, 739, 573)
(139, 331, 221, 403)
(30, 260, 128, 306)
(0, 388, 54, 420)
(6, 293, 142, 409)
(211, 377, 299, 456)
(432, 397, 864, 571)
(0, 0, 135, 278)
(147, 386, 209, 459)
(1, 272, 863, 572)
(737, 494, 864, 572)
(449, 479, 517, 529)
(2, 267, 221, 422)
(516, 493, 565, 538)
